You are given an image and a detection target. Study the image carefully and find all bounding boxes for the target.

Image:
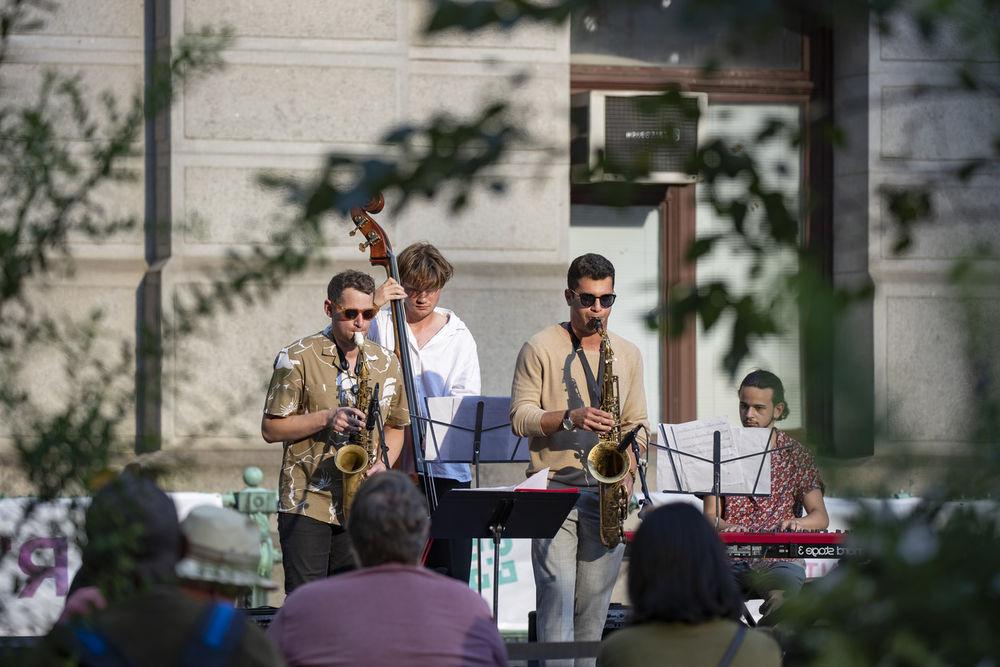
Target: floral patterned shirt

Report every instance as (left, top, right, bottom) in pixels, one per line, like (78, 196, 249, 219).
(723, 430, 823, 562)
(263, 327, 409, 526)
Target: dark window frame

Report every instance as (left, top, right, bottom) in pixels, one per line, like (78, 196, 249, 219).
(570, 29, 835, 446)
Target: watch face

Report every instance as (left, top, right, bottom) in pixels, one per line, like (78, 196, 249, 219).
(562, 417, 574, 431)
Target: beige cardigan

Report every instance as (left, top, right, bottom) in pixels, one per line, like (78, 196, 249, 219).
(510, 323, 650, 488)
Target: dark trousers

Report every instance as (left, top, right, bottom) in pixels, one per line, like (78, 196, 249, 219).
(421, 476, 472, 584)
(277, 512, 355, 595)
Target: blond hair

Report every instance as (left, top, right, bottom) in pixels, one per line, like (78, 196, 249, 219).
(397, 242, 454, 292)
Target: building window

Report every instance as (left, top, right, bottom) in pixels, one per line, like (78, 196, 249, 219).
(695, 103, 805, 430)
(571, 0, 803, 71)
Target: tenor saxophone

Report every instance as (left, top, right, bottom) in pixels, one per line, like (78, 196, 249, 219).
(586, 318, 631, 547)
(335, 332, 377, 521)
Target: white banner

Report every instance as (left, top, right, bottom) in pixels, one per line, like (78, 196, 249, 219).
(0, 493, 222, 636)
(469, 537, 535, 633)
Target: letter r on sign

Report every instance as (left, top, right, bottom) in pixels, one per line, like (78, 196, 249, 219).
(18, 537, 69, 598)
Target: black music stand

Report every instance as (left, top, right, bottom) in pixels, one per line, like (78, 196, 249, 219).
(431, 488, 579, 625)
(422, 395, 529, 594)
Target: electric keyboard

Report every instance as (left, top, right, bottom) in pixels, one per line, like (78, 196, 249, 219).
(719, 530, 860, 559)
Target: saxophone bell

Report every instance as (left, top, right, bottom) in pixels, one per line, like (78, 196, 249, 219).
(587, 445, 631, 484)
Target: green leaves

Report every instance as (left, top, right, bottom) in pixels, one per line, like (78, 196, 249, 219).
(783, 505, 1000, 666)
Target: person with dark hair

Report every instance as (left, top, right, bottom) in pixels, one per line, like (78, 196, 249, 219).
(510, 252, 649, 666)
(261, 269, 410, 593)
(704, 369, 829, 622)
(267, 471, 506, 667)
(33, 483, 284, 667)
(65, 472, 183, 611)
(597, 503, 781, 666)
(369, 242, 481, 583)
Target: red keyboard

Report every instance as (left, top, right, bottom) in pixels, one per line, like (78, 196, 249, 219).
(719, 531, 859, 559)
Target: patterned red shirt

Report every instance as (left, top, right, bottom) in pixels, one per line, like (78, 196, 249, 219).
(723, 430, 823, 533)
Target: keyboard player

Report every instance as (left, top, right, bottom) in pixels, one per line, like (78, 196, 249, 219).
(703, 370, 829, 622)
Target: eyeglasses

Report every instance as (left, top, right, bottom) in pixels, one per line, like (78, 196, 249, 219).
(570, 290, 617, 308)
(331, 302, 378, 321)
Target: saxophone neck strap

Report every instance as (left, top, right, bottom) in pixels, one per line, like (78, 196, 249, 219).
(332, 341, 364, 376)
(565, 324, 605, 407)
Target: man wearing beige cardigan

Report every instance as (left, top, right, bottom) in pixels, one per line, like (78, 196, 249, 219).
(510, 253, 650, 667)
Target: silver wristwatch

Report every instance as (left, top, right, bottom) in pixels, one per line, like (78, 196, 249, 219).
(560, 409, 575, 432)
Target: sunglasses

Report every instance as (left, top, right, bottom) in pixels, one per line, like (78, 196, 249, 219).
(331, 302, 378, 321)
(570, 290, 617, 308)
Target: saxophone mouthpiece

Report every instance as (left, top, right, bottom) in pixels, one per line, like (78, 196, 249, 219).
(353, 332, 365, 348)
(590, 318, 603, 332)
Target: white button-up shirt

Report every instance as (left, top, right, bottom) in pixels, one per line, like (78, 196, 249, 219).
(368, 307, 481, 482)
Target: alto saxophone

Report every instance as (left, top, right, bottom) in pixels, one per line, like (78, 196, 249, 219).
(335, 332, 377, 521)
(586, 318, 631, 547)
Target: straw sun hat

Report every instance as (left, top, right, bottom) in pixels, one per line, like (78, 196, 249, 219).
(175, 505, 276, 590)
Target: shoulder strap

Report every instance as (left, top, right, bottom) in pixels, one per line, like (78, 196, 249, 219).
(566, 325, 605, 406)
(70, 623, 135, 667)
(717, 623, 747, 667)
(180, 602, 246, 667)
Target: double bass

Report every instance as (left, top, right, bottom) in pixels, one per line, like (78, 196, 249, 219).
(348, 194, 437, 510)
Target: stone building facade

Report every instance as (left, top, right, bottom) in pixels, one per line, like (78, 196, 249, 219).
(2, 1, 996, 495)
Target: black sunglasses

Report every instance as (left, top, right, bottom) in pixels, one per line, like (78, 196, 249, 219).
(332, 302, 378, 321)
(570, 290, 616, 308)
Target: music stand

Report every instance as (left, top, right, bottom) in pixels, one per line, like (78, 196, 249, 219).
(423, 396, 528, 486)
(431, 488, 579, 625)
(654, 419, 787, 504)
(423, 396, 530, 595)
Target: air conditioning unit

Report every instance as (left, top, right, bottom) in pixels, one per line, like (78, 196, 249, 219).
(571, 90, 707, 184)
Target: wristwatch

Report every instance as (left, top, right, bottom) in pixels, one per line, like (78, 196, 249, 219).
(560, 410, 575, 432)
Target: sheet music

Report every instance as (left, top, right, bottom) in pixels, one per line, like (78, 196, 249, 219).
(472, 468, 550, 492)
(424, 396, 529, 463)
(657, 418, 771, 496)
(731, 426, 772, 495)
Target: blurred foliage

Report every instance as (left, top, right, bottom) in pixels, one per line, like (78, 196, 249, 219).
(0, 0, 231, 497)
(782, 504, 1000, 666)
(0, 0, 229, 633)
(0, 0, 996, 661)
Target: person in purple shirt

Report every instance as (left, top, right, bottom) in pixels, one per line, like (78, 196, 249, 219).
(268, 471, 506, 667)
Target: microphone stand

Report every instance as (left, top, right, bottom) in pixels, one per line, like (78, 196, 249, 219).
(366, 383, 390, 468)
(624, 425, 654, 520)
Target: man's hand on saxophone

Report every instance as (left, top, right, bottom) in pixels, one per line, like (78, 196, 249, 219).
(327, 406, 367, 435)
(538, 405, 615, 435)
(568, 406, 615, 433)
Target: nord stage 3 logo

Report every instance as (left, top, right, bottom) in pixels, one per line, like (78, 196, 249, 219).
(793, 544, 864, 558)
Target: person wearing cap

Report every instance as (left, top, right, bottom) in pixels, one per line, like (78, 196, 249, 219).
(261, 269, 410, 594)
(268, 471, 506, 667)
(32, 503, 285, 667)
